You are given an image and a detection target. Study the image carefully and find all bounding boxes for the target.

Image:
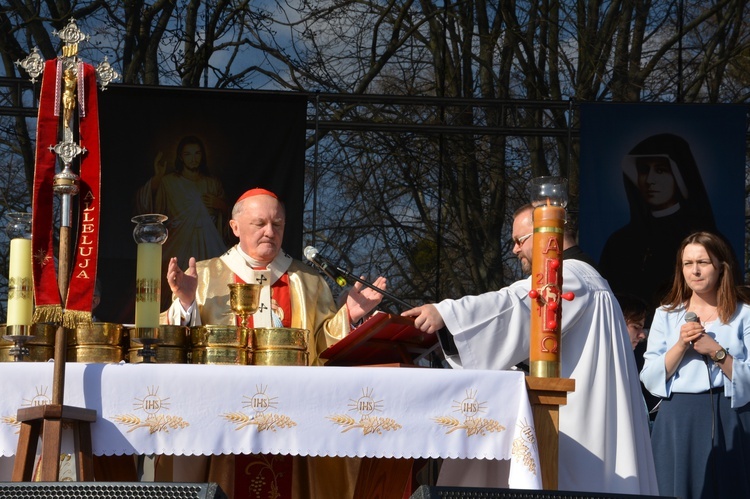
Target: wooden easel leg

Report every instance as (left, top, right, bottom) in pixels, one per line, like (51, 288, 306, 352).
(11, 420, 41, 481)
(75, 421, 95, 480)
(530, 402, 559, 489)
(39, 417, 63, 481)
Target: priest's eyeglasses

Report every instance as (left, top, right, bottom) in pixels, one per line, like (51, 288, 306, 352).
(512, 233, 533, 247)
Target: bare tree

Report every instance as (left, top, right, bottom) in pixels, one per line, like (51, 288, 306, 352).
(1, 0, 749, 319)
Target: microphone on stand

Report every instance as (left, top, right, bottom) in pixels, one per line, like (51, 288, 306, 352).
(303, 246, 415, 310)
(304, 246, 348, 287)
(303, 245, 458, 356)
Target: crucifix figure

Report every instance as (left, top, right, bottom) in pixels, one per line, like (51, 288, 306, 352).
(62, 68, 77, 132)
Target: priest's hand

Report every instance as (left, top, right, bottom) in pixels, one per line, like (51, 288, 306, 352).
(402, 304, 445, 334)
(346, 276, 387, 323)
(167, 257, 198, 310)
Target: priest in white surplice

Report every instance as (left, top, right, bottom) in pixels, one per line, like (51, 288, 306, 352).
(403, 205, 658, 495)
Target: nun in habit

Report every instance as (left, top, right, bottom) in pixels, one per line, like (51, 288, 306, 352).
(599, 133, 718, 309)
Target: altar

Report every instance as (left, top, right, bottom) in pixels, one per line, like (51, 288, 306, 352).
(0, 362, 541, 491)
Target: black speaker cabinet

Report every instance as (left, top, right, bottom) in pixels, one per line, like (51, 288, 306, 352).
(410, 485, 671, 499)
(0, 482, 227, 499)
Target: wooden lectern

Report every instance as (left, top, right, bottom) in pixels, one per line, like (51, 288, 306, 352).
(320, 311, 438, 367)
(12, 397, 97, 481)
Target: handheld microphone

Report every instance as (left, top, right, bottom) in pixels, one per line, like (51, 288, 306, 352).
(685, 311, 709, 364)
(685, 311, 699, 346)
(303, 246, 348, 287)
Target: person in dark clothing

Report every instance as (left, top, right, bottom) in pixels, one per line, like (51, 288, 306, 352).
(562, 225, 598, 270)
(616, 292, 660, 422)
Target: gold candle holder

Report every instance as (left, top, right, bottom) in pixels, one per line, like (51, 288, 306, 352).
(128, 326, 163, 363)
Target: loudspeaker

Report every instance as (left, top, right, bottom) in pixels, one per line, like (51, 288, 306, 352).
(0, 482, 227, 499)
(410, 485, 672, 499)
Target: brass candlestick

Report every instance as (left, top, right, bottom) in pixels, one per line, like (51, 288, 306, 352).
(2, 335, 33, 362)
(130, 329, 163, 364)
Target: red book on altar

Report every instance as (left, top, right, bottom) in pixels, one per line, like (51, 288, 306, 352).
(319, 311, 438, 366)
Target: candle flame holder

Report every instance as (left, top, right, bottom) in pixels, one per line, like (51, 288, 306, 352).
(530, 176, 568, 209)
(6, 212, 33, 240)
(132, 214, 169, 245)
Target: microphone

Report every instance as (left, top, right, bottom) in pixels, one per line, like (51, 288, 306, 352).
(304, 246, 411, 308)
(685, 311, 699, 346)
(685, 311, 708, 364)
(303, 246, 348, 287)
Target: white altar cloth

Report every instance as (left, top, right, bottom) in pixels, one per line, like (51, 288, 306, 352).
(0, 362, 541, 489)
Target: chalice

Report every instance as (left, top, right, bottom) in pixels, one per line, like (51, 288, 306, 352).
(228, 283, 261, 349)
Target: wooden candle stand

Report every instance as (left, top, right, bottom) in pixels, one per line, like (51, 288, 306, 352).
(525, 376, 575, 490)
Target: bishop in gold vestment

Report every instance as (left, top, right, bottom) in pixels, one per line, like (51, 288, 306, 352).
(159, 188, 387, 498)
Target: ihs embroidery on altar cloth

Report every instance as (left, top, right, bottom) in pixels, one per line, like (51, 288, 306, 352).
(327, 387, 402, 435)
(222, 384, 297, 432)
(113, 385, 190, 434)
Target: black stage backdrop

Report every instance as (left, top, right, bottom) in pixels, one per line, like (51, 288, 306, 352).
(96, 86, 306, 324)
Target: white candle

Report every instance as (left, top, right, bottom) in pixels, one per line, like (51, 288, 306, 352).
(7, 238, 33, 327)
(135, 242, 161, 328)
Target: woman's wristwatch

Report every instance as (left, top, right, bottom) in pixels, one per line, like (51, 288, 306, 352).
(710, 347, 728, 364)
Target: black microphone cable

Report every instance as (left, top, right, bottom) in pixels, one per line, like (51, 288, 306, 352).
(686, 311, 718, 497)
(703, 345, 718, 498)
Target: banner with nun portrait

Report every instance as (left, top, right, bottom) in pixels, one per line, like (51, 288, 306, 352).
(578, 103, 746, 308)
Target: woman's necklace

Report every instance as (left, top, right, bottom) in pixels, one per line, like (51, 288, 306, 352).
(696, 307, 718, 325)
